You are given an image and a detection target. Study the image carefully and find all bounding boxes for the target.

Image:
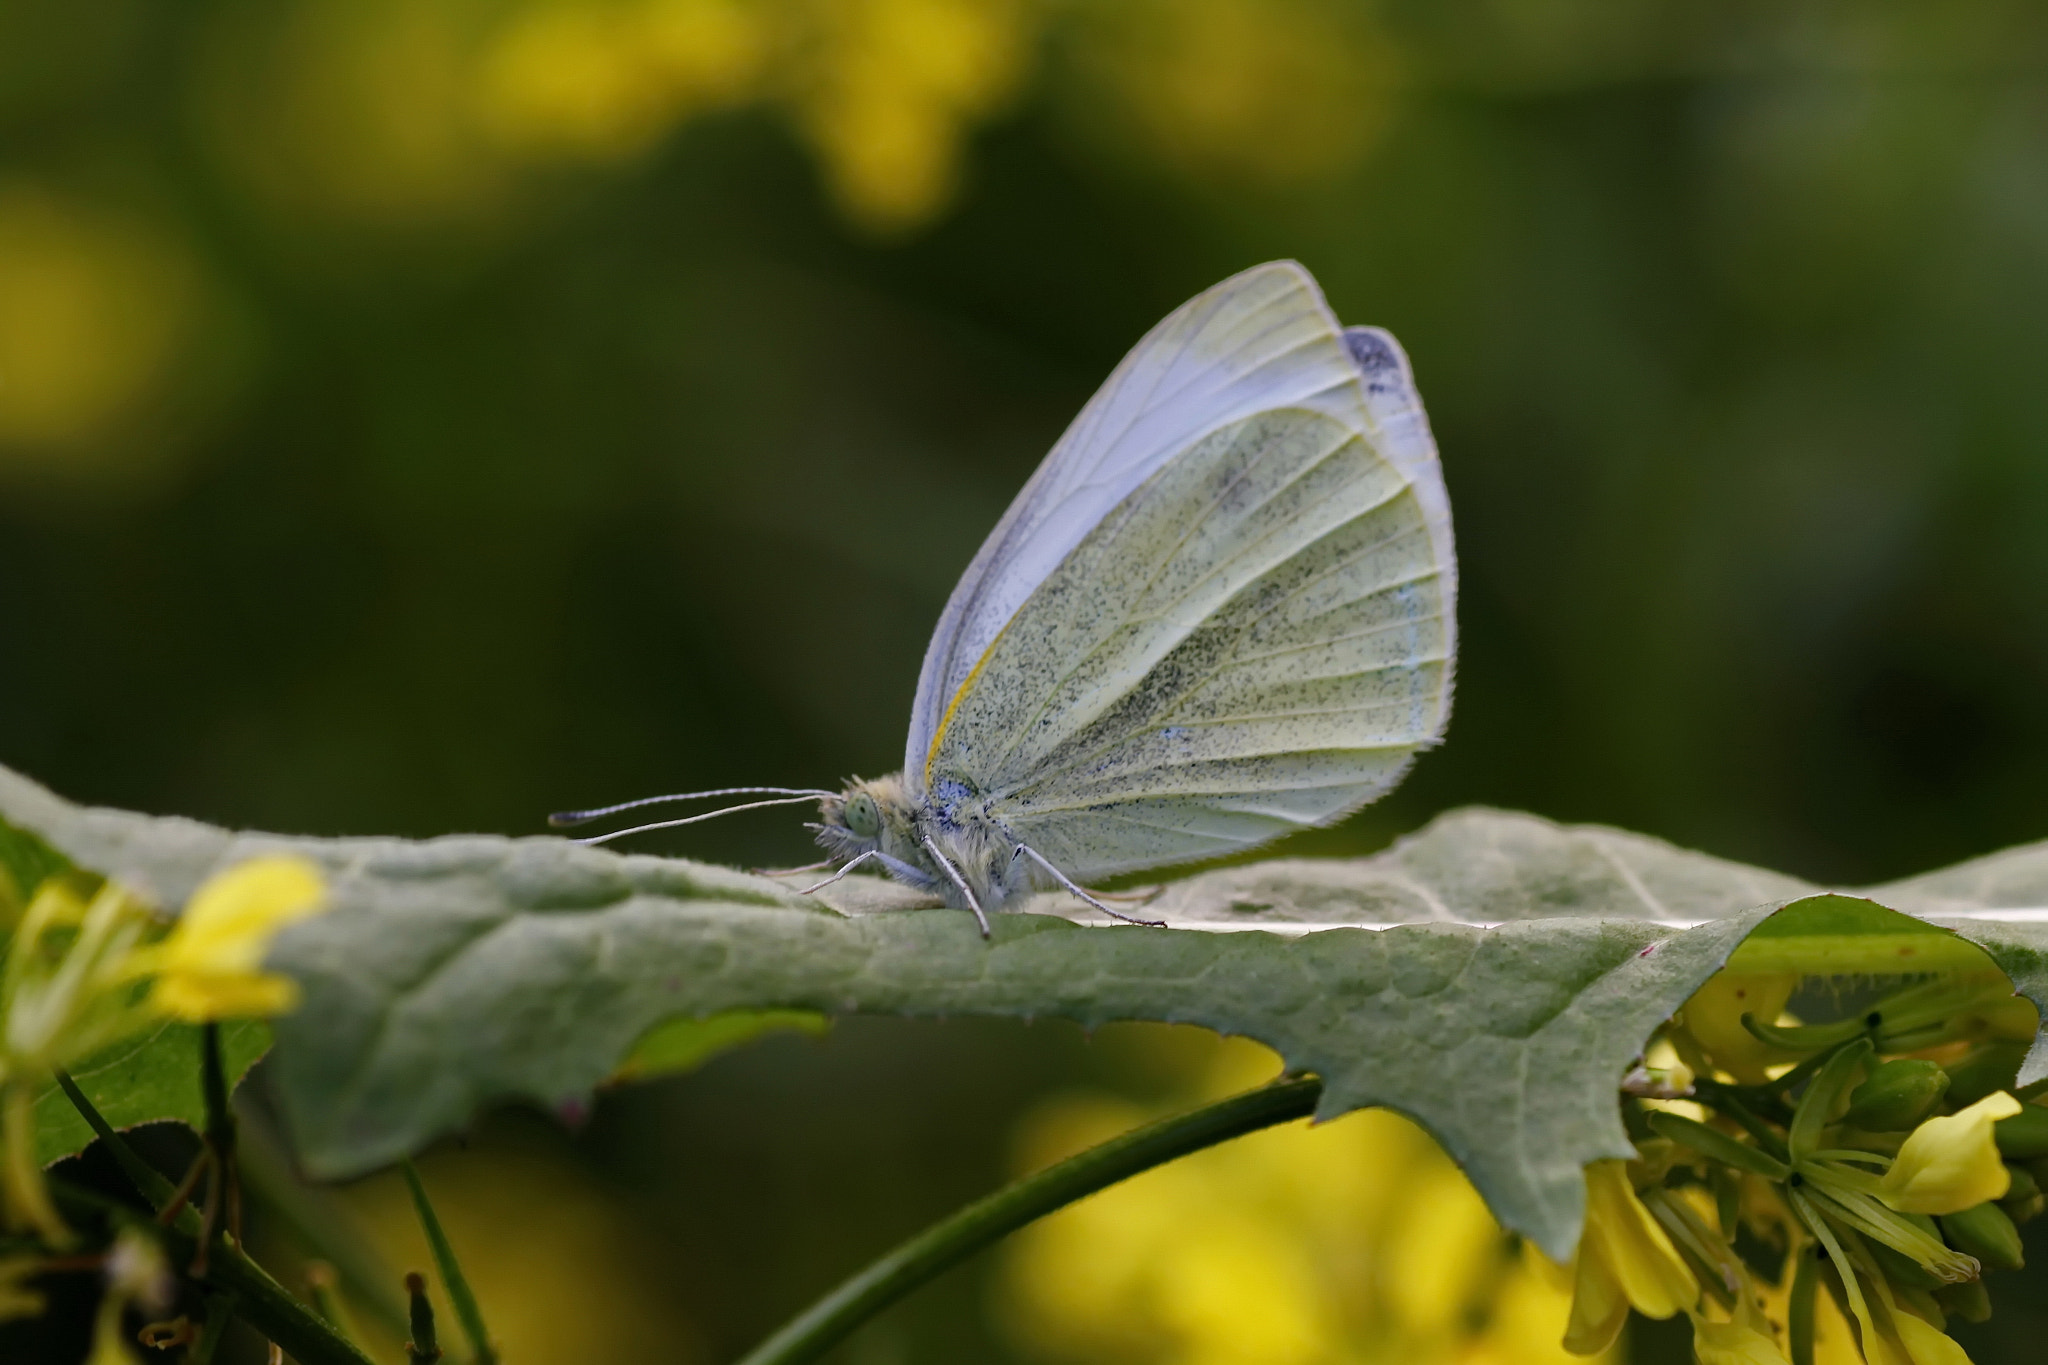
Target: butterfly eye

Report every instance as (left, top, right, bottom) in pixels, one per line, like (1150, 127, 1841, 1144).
(845, 792, 882, 838)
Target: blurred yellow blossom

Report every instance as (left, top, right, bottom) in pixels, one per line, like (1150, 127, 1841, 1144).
(0, 858, 324, 1242)
(476, 0, 769, 162)
(193, 0, 1400, 236)
(196, 0, 507, 226)
(0, 185, 210, 465)
(1561, 1159, 1697, 1355)
(145, 857, 329, 1022)
(1067, 0, 1399, 186)
(1877, 1092, 2022, 1216)
(998, 1026, 1613, 1365)
(87, 1228, 171, 1365)
(0, 1255, 47, 1322)
(789, 0, 1035, 231)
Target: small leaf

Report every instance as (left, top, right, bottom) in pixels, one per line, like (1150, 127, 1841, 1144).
(34, 1019, 270, 1167)
(610, 1009, 830, 1083)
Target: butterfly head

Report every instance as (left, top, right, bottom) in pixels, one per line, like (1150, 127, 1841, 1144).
(813, 773, 921, 866)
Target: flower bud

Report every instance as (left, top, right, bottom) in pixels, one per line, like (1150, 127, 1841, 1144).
(2001, 1192, 2043, 1226)
(1939, 1201, 2025, 1273)
(1943, 1041, 2027, 1107)
(1879, 1093, 2023, 1215)
(1934, 1278, 1992, 1324)
(1999, 1163, 2041, 1223)
(1865, 1235, 1943, 1291)
(1992, 1103, 2048, 1159)
(1845, 1060, 1950, 1132)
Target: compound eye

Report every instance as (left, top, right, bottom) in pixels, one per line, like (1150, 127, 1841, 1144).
(844, 792, 882, 838)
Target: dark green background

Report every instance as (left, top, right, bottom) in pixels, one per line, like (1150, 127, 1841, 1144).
(5, 0, 2048, 1360)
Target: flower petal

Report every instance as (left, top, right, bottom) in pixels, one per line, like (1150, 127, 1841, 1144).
(148, 856, 327, 1022)
(1879, 1093, 2024, 1216)
(1691, 1317, 1791, 1365)
(1583, 1159, 1696, 1319)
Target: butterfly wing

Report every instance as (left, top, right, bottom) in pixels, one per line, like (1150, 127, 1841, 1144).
(904, 261, 1399, 791)
(919, 265, 1456, 880)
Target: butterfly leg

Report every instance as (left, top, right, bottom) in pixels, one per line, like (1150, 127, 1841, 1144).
(921, 836, 993, 939)
(1017, 846, 1166, 927)
(798, 850, 879, 894)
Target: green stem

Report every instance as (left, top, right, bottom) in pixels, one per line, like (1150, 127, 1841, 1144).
(1788, 1246, 1817, 1365)
(406, 1270, 443, 1364)
(735, 1074, 1324, 1365)
(239, 1109, 410, 1338)
(54, 1069, 175, 1208)
(52, 1072, 375, 1365)
(190, 1292, 237, 1365)
(50, 1176, 376, 1365)
(402, 1160, 497, 1365)
(306, 1262, 362, 1347)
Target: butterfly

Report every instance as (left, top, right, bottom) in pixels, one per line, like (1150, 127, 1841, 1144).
(559, 262, 1456, 936)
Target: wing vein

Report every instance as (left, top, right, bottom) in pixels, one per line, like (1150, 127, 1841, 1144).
(977, 417, 1364, 779)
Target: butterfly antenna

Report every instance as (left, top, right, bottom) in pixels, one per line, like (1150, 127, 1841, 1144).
(549, 786, 834, 829)
(568, 795, 830, 846)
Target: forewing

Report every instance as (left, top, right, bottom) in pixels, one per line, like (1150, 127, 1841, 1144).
(927, 328, 1455, 880)
(905, 262, 1388, 788)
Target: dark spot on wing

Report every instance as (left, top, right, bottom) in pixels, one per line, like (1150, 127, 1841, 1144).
(1343, 327, 1399, 374)
(1342, 327, 1411, 397)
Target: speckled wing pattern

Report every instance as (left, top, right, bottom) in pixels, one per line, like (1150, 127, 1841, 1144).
(920, 262, 1457, 879)
(905, 261, 1441, 789)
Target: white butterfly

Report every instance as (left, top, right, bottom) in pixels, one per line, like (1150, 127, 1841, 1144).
(563, 262, 1456, 935)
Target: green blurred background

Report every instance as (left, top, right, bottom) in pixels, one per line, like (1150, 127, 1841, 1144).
(5, 0, 2048, 1360)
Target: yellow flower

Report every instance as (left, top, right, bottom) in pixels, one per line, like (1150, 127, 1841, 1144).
(1562, 1159, 1698, 1355)
(1844, 1266, 1978, 1365)
(1877, 1093, 2023, 1216)
(1673, 972, 1798, 1085)
(0, 1254, 46, 1322)
(1691, 1317, 1791, 1365)
(85, 1227, 169, 1365)
(147, 857, 327, 1022)
(1888, 1310, 1974, 1365)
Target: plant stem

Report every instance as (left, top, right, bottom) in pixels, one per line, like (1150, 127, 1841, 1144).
(307, 1261, 364, 1349)
(402, 1160, 497, 1365)
(190, 1292, 237, 1365)
(51, 1176, 376, 1365)
(239, 1109, 410, 1338)
(200, 1021, 242, 1259)
(406, 1270, 443, 1364)
(735, 1073, 1324, 1365)
(54, 1070, 175, 1207)
(52, 1072, 376, 1365)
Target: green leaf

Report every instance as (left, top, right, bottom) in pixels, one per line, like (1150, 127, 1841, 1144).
(612, 1009, 830, 1083)
(0, 814, 274, 1166)
(34, 1020, 271, 1167)
(4, 762, 2047, 1260)
(0, 813, 71, 922)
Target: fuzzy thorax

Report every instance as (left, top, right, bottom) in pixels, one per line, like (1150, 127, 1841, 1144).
(813, 773, 1036, 913)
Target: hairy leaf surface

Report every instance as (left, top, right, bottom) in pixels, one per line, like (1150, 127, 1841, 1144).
(3, 763, 2045, 1257)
